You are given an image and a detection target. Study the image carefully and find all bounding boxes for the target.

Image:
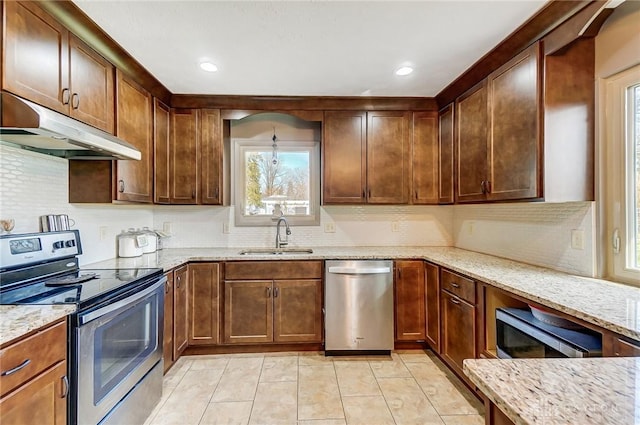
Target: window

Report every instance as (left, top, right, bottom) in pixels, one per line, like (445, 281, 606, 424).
(232, 140, 320, 226)
(603, 65, 640, 284)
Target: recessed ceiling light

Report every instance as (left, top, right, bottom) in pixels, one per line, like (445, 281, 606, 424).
(200, 62, 218, 72)
(395, 66, 413, 76)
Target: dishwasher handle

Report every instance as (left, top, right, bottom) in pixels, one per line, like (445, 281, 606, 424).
(327, 266, 391, 275)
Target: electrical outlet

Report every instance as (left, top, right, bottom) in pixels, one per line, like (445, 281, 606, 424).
(571, 229, 584, 250)
(163, 222, 172, 234)
(468, 221, 475, 236)
(324, 222, 336, 233)
(99, 226, 107, 241)
(222, 222, 230, 234)
(391, 221, 400, 232)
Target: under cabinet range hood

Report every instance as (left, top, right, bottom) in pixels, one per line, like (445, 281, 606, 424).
(0, 92, 141, 160)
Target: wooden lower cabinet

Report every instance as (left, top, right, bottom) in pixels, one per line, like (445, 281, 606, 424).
(0, 320, 68, 425)
(224, 280, 274, 344)
(274, 280, 323, 343)
(425, 262, 440, 351)
(441, 289, 476, 378)
(188, 263, 220, 345)
(394, 260, 426, 341)
(173, 265, 189, 358)
(163, 271, 174, 373)
(603, 333, 640, 357)
(486, 400, 515, 425)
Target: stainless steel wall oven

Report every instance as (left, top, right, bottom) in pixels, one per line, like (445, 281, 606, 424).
(0, 231, 165, 425)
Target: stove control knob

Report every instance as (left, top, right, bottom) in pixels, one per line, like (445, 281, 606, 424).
(65, 240, 76, 248)
(53, 241, 64, 250)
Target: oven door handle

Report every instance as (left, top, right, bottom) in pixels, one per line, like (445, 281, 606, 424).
(79, 277, 166, 325)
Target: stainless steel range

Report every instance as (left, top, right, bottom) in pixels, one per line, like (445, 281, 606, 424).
(0, 230, 165, 425)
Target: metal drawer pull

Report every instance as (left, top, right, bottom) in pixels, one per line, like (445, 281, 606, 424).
(61, 375, 69, 398)
(1, 359, 31, 376)
(451, 282, 460, 288)
(449, 297, 461, 305)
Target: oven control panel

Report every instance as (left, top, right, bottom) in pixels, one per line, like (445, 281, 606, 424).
(0, 230, 82, 270)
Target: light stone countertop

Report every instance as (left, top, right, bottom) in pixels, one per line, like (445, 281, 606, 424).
(86, 246, 640, 342)
(463, 357, 640, 425)
(0, 304, 75, 346)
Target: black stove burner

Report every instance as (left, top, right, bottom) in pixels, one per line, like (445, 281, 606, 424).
(45, 273, 99, 286)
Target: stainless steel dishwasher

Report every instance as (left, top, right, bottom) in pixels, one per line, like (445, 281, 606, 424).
(325, 260, 394, 355)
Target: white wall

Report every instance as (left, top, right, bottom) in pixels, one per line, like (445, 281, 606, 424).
(0, 144, 154, 266)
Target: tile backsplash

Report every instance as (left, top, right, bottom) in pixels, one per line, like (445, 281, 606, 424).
(1, 144, 597, 277)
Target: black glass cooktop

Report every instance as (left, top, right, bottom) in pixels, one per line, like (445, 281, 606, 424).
(0, 268, 163, 309)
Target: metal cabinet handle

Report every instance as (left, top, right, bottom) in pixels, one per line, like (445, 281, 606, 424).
(451, 282, 460, 288)
(62, 88, 70, 105)
(215, 187, 219, 198)
(1, 359, 30, 376)
(118, 180, 125, 193)
(485, 180, 491, 194)
(449, 297, 461, 305)
(415, 190, 418, 200)
(274, 287, 279, 298)
(192, 189, 196, 199)
(266, 287, 271, 298)
(176, 276, 181, 288)
(165, 281, 171, 294)
(362, 190, 366, 199)
(61, 375, 69, 398)
(368, 190, 371, 199)
(480, 181, 486, 194)
(71, 93, 80, 110)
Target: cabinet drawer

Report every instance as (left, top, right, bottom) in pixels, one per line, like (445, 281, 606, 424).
(0, 320, 66, 397)
(224, 261, 323, 280)
(440, 269, 475, 303)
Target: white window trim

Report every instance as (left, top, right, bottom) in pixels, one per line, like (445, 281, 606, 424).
(231, 139, 320, 227)
(601, 64, 640, 285)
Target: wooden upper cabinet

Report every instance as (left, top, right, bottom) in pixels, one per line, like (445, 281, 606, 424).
(154, 99, 171, 204)
(323, 111, 367, 204)
(170, 109, 199, 204)
(395, 260, 426, 341)
(367, 111, 410, 204)
(68, 35, 115, 133)
(456, 80, 488, 203)
(411, 112, 439, 205)
(3, 2, 115, 133)
(115, 70, 153, 203)
(200, 109, 223, 205)
(487, 43, 541, 201)
(438, 104, 454, 204)
(3, 1, 69, 114)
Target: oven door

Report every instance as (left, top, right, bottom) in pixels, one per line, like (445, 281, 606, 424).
(76, 278, 164, 425)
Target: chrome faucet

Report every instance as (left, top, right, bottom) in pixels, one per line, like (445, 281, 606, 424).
(275, 217, 291, 248)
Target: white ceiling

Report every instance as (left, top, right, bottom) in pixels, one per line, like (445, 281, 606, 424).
(72, 0, 548, 97)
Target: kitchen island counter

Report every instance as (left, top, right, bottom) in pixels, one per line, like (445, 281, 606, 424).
(0, 304, 76, 346)
(86, 246, 640, 343)
(463, 357, 640, 425)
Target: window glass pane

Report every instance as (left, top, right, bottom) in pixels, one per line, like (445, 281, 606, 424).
(242, 149, 311, 217)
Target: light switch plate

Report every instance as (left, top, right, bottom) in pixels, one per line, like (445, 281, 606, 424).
(324, 222, 336, 233)
(391, 221, 400, 232)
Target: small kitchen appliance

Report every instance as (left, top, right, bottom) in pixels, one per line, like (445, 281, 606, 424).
(0, 230, 165, 425)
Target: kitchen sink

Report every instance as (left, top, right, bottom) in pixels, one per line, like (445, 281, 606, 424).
(238, 248, 314, 255)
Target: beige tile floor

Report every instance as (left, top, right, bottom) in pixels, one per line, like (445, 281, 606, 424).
(144, 349, 484, 425)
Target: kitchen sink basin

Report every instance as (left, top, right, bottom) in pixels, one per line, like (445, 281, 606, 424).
(238, 248, 314, 255)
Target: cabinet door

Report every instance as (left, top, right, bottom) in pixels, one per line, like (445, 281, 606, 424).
(425, 262, 440, 352)
(170, 109, 199, 204)
(115, 70, 153, 203)
(200, 109, 223, 205)
(456, 80, 488, 203)
(322, 111, 367, 204)
(2, 1, 69, 114)
(224, 280, 273, 344)
(173, 265, 189, 358)
(162, 271, 174, 373)
(367, 111, 411, 204)
(273, 279, 323, 343)
(0, 361, 67, 425)
(438, 104, 455, 204)
(487, 43, 541, 201)
(68, 35, 115, 133)
(154, 99, 171, 204)
(188, 263, 220, 345)
(441, 290, 476, 377)
(412, 112, 439, 205)
(395, 261, 426, 341)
